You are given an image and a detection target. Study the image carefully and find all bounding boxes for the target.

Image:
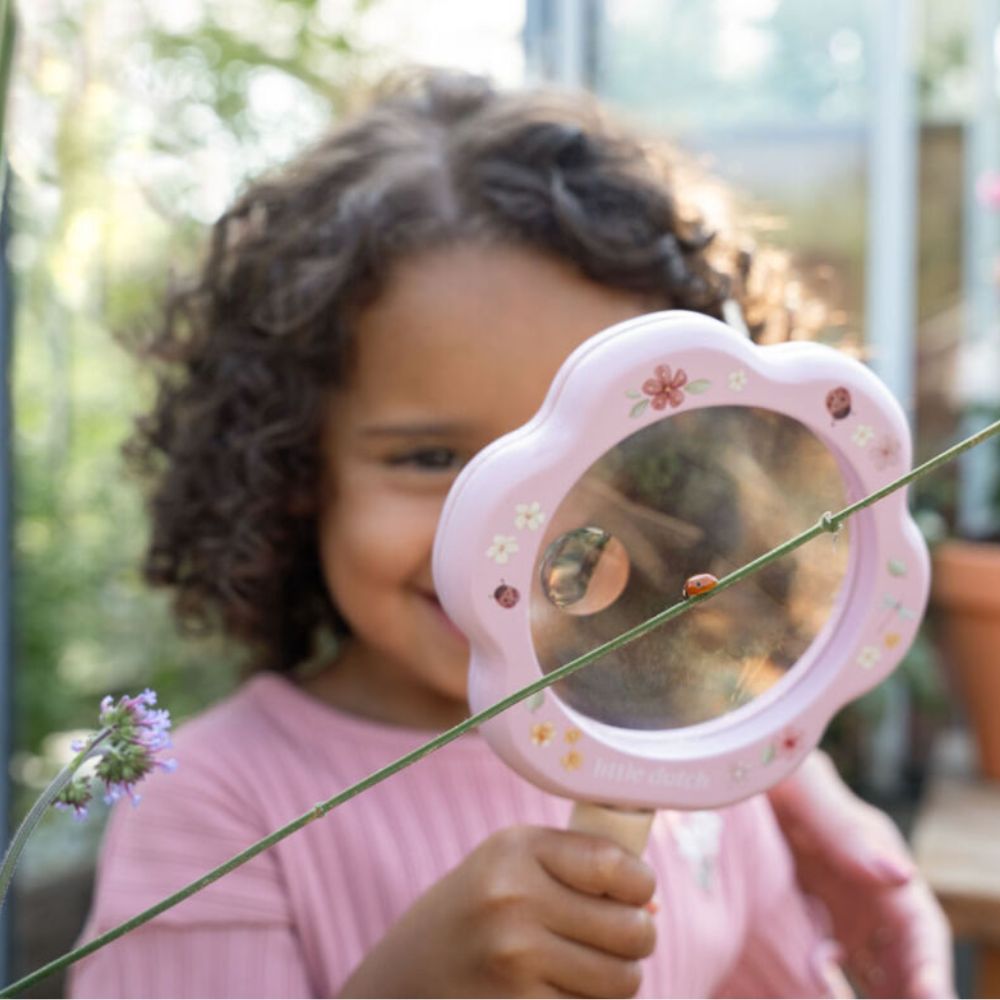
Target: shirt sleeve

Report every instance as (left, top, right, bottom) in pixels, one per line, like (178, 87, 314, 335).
(67, 721, 315, 999)
(713, 796, 844, 999)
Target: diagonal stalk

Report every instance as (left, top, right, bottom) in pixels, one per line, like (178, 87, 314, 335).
(2, 417, 999, 997)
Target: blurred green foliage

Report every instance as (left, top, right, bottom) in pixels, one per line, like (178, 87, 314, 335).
(8, 0, 378, 810)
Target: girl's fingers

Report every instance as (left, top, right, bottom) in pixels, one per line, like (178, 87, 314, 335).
(539, 881, 656, 960)
(885, 882, 955, 998)
(535, 831, 656, 906)
(541, 934, 645, 999)
(773, 750, 914, 888)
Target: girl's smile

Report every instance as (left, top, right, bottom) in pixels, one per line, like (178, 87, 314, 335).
(305, 241, 656, 729)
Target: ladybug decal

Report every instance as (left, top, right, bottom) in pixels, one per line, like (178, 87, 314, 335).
(493, 582, 520, 609)
(682, 573, 719, 599)
(826, 386, 852, 421)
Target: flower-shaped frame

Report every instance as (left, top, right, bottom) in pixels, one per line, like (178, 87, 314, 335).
(432, 311, 929, 809)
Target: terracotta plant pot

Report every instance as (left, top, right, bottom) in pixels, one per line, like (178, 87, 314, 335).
(931, 539, 1000, 780)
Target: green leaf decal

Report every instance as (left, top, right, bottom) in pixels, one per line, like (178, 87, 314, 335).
(625, 389, 641, 399)
(629, 398, 649, 418)
(684, 379, 711, 395)
(528, 690, 546, 713)
(887, 559, 907, 578)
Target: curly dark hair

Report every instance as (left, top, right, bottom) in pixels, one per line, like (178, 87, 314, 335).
(127, 68, 824, 673)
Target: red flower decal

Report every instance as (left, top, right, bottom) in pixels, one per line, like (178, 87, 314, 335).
(871, 434, 901, 470)
(642, 364, 688, 410)
(778, 728, 804, 756)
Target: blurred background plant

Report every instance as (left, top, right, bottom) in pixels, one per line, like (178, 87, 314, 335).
(10, 0, 367, 817)
(3, 0, 523, 990)
(8, 0, 524, 793)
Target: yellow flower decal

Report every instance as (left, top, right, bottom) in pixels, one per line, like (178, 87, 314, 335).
(530, 722, 555, 747)
(564, 727, 582, 744)
(561, 750, 583, 771)
(884, 632, 901, 649)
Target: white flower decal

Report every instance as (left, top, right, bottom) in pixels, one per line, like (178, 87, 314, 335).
(486, 535, 519, 564)
(728, 369, 747, 391)
(857, 644, 882, 670)
(852, 424, 875, 448)
(514, 501, 545, 531)
(730, 761, 750, 783)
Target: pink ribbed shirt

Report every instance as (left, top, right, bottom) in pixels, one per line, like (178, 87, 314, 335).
(69, 673, 834, 998)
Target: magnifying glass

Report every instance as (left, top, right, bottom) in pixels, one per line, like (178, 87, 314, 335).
(432, 310, 929, 855)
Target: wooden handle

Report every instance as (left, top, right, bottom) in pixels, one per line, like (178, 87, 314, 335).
(569, 801, 655, 857)
(570, 803, 854, 996)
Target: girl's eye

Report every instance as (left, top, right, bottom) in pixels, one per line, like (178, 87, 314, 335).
(388, 447, 461, 471)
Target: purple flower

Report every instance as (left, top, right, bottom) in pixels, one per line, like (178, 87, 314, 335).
(53, 777, 93, 821)
(53, 689, 176, 819)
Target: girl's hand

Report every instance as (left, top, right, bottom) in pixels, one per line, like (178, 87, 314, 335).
(339, 825, 657, 998)
(768, 751, 955, 998)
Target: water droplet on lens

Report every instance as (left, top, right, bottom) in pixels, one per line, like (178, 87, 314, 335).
(539, 527, 630, 616)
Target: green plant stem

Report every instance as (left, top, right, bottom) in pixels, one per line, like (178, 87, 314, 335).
(3, 416, 999, 997)
(0, 0, 16, 156)
(0, 728, 110, 912)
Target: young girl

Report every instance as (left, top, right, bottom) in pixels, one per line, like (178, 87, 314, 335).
(69, 70, 951, 998)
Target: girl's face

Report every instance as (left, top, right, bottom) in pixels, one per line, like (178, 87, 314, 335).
(314, 243, 654, 729)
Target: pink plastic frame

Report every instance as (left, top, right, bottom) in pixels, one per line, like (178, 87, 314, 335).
(432, 311, 929, 809)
